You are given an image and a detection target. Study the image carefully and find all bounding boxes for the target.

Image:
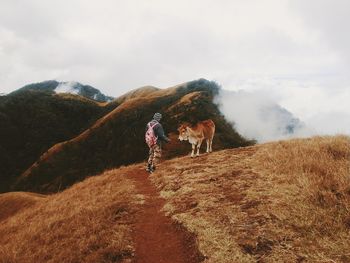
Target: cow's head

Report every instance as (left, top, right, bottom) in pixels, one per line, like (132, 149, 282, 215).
(178, 124, 189, 141)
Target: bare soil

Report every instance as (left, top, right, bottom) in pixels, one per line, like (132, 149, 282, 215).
(128, 167, 205, 263)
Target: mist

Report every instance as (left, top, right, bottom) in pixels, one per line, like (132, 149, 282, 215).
(55, 82, 79, 94)
(215, 89, 314, 142)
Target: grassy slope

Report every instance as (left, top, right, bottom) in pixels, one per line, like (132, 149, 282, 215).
(0, 192, 45, 222)
(1, 136, 349, 262)
(151, 135, 350, 262)
(0, 167, 141, 263)
(15, 79, 252, 193)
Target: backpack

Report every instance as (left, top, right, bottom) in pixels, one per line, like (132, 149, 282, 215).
(145, 122, 158, 147)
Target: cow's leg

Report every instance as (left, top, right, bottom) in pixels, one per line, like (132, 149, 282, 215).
(206, 139, 210, 153)
(196, 140, 202, 156)
(209, 138, 213, 152)
(191, 143, 195, 158)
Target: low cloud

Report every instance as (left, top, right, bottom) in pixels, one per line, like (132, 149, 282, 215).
(215, 89, 314, 142)
(216, 75, 350, 142)
(55, 82, 79, 94)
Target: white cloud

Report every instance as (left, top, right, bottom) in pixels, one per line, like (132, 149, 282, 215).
(290, 0, 350, 69)
(216, 89, 314, 142)
(0, 0, 348, 136)
(218, 75, 350, 137)
(55, 82, 79, 94)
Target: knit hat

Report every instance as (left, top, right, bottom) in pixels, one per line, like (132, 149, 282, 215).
(153, 112, 162, 121)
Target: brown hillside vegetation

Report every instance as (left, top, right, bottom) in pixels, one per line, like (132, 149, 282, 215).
(15, 79, 252, 193)
(151, 135, 350, 262)
(1, 135, 349, 263)
(0, 168, 140, 263)
(113, 86, 160, 104)
(0, 166, 203, 263)
(0, 192, 45, 222)
(0, 89, 118, 192)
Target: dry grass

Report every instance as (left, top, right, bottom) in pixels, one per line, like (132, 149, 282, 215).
(54, 93, 101, 105)
(168, 91, 202, 111)
(0, 167, 142, 263)
(251, 135, 350, 262)
(114, 86, 160, 104)
(151, 135, 350, 262)
(0, 192, 46, 221)
(5, 134, 348, 262)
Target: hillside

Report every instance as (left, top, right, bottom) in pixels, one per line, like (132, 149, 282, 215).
(0, 168, 140, 263)
(1, 136, 349, 262)
(14, 79, 253, 193)
(152, 135, 350, 262)
(0, 90, 117, 192)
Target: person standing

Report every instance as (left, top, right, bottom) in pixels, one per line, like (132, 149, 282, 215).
(145, 112, 170, 173)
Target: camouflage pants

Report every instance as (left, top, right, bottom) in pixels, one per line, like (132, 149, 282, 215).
(148, 144, 161, 168)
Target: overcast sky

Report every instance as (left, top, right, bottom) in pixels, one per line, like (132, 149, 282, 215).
(0, 0, 349, 135)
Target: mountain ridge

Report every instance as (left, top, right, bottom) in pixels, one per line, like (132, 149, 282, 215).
(2, 78, 306, 193)
(14, 79, 253, 193)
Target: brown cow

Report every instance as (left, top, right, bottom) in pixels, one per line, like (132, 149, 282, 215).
(178, 119, 215, 157)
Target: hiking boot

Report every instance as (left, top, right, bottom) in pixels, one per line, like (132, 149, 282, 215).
(146, 164, 153, 173)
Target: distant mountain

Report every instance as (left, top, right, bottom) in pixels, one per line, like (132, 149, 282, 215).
(14, 79, 254, 193)
(261, 104, 305, 135)
(14, 80, 114, 102)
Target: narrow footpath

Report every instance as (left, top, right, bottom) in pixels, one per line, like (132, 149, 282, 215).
(128, 168, 204, 263)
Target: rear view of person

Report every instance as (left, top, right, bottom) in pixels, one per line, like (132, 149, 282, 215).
(145, 112, 170, 173)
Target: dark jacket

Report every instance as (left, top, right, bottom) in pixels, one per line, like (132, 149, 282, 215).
(146, 120, 170, 145)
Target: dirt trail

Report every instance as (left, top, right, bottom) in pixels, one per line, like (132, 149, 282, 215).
(128, 168, 204, 263)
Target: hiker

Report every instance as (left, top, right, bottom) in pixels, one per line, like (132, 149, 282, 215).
(145, 112, 170, 173)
